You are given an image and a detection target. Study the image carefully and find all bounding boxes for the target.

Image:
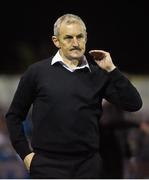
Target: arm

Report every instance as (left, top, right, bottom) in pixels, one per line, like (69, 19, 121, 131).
(89, 50, 142, 111)
(104, 68, 142, 111)
(5, 66, 36, 160)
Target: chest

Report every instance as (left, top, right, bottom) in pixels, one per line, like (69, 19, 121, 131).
(35, 67, 108, 104)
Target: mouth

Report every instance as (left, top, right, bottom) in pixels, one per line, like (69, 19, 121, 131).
(69, 49, 82, 58)
(70, 49, 82, 55)
(70, 48, 81, 51)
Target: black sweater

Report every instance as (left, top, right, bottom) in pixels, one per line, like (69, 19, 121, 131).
(5, 57, 142, 160)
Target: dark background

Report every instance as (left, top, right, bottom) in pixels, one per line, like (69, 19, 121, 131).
(1, 1, 148, 74)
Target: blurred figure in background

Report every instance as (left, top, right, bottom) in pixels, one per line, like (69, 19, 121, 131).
(126, 119, 149, 178)
(99, 100, 140, 178)
(0, 109, 28, 178)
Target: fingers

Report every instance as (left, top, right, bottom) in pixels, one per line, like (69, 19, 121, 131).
(89, 50, 108, 60)
(88, 50, 116, 72)
(24, 152, 35, 171)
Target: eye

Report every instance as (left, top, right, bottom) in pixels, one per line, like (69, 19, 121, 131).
(64, 36, 73, 40)
(77, 34, 84, 39)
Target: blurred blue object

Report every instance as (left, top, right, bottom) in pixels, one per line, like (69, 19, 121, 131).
(0, 132, 29, 178)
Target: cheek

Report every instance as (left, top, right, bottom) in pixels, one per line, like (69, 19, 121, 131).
(81, 42, 86, 49)
(61, 41, 71, 47)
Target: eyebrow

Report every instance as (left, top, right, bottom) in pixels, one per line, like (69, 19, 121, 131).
(64, 33, 84, 38)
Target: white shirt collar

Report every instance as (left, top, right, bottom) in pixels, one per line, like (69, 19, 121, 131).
(51, 51, 91, 72)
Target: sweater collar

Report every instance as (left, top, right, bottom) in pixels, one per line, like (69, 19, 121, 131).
(51, 51, 91, 72)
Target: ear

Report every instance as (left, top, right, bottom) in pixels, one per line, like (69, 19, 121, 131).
(52, 36, 60, 48)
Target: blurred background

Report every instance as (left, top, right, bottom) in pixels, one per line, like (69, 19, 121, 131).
(0, 0, 148, 178)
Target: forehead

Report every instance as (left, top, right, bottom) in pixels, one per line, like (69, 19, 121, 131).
(59, 22, 85, 36)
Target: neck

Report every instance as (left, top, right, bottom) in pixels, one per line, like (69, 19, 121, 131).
(63, 58, 80, 68)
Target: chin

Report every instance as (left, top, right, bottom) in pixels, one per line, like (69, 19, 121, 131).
(71, 56, 82, 60)
(71, 53, 83, 59)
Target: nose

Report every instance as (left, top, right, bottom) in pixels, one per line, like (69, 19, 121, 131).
(72, 37, 79, 46)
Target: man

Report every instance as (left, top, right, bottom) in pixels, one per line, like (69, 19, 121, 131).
(5, 14, 142, 178)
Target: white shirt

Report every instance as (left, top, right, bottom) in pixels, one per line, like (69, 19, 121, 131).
(51, 51, 91, 72)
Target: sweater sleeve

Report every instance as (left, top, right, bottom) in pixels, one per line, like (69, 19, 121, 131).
(104, 68, 143, 112)
(5, 65, 36, 160)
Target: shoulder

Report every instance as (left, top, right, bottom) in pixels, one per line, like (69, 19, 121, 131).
(21, 57, 53, 80)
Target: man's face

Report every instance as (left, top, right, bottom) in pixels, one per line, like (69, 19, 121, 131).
(53, 22, 87, 61)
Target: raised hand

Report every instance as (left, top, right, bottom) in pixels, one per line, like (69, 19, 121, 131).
(89, 50, 116, 72)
